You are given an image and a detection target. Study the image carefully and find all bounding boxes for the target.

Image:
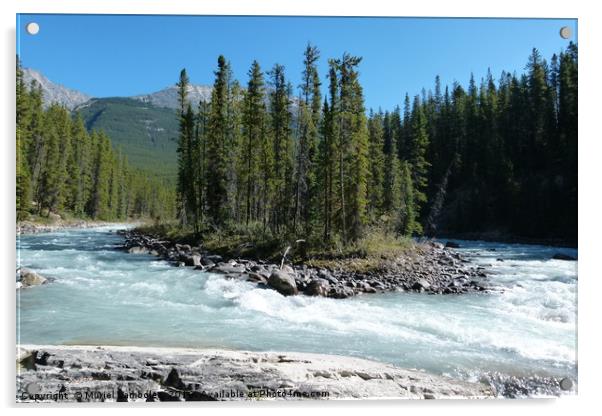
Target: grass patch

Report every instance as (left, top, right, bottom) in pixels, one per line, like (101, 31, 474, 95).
(134, 222, 416, 273)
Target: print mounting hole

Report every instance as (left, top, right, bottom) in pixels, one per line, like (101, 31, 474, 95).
(26, 22, 40, 35)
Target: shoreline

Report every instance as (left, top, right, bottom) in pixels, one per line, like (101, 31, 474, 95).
(16, 344, 494, 401)
(435, 232, 577, 249)
(121, 228, 494, 298)
(16, 219, 141, 235)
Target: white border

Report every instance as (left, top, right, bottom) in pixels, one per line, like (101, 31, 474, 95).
(2, 1, 600, 415)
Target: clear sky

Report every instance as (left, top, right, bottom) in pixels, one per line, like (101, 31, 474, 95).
(17, 14, 577, 111)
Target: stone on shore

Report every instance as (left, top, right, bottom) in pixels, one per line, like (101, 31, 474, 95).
(128, 246, 149, 255)
(268, 270, 298, 296)
(305, 278, 330, 297)
(16, 345, 494, 401)
(120, 229, 492, 298)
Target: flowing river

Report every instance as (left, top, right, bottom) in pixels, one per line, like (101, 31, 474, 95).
(16, 225, 577, 397)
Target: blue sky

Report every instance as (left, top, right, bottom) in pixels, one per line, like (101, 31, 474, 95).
(17, 14, 577, 111)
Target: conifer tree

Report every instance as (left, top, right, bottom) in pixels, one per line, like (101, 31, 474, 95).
(268, 64, 294, 233)
(176, 69, 199, 230)
(399, 161, 420, 235)
(206, 56, 231, 227)
(241, 60, 268, 226)
(408, 95, 430, 217)
(367, 110, 385, 218)
(294, 44, 321, 236)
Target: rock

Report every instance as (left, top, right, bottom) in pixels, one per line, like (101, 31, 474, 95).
(305, 278, 330, 296)
(157, 391, 182, 401)
(205, 254, 223, 263)
(164, 368, 186, 390)
(330, 287, 355, 299)
(412, 279, 431, 291)
(18, 268, 48, 288)
(128, 246, 148, 255)
(429, 241, 445, 250)
(200, 258, 215, 267)
(360, 283, 377, 293)
(17, 348, 36, 370)
(182, 254, 202, 267)
(213, 263, 245, 275)
(445, 241, 461, 249)
(246, 273, 267, 284)
(552, 253, 577, 261)
(268, 270, 298, 296)
(15, 345, 494, 401)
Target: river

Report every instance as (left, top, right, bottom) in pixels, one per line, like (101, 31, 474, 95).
(16, 225, 577, 397)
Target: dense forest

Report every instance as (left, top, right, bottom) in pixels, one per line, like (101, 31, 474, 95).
(16, 59, 176, 222)
(174, 43, 577, 245)
(16, 42, 577, 245)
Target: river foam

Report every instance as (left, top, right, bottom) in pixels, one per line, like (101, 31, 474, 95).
(16, 227, 577, 396)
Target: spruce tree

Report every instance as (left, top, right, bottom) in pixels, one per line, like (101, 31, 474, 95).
(293, 43, 321, 236)
(367, 110, 385, 218)
(408, 95, 430, 219)
(241, 60, 268, 226)
(268, 64, 294, 233)
(205, 56, 231, 227)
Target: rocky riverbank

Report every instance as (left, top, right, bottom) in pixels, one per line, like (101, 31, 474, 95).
(119, 229, 492, 298)
(16, 345, 494, 402)
(17, 218, 127, 235)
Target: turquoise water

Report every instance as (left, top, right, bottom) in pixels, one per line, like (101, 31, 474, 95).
(16, 226, 577, 393)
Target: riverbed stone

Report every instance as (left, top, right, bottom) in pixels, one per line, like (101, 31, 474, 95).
(128, 246, 149, 255)
(412, 279, 431, 291)
(268, 270, 298, 296)
(305, 278, 330, 296)
(18, 268, 48, 288)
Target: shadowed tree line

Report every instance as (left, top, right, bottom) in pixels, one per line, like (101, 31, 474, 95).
(174, 43, 577, 246)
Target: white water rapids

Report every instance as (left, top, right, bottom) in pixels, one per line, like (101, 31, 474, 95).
(16, 226, 577, 396)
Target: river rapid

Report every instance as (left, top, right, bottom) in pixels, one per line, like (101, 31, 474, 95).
(17, 225, 577, 397)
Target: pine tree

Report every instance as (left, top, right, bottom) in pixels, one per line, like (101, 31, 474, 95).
(89, 132, 111, 219)
(16, 59, 31, 219)
(205, 56, 231, 227)
(367, 110, 385, 218)
(293, 44, 321, 236)
(175, 69, 199, 230)
(241, 60, 268, 227)
(408, 95, 430, 219)
(268, 63, 294, 233)
(318, 61, 341, 242)
(194, 98, 210, 224)
(382, 111, 402, 229)
(399, 161, 420, 235)
(337, 53, 369, 241)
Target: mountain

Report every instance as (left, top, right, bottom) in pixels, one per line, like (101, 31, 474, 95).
(133, 84, 213, 109)
(22, 68, 91, 110)
(74, 98, 179, 180)
(21, 68, 299, 182)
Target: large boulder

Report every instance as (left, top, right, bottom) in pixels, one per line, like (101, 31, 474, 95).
(445, 241, 461, 249)
(18, 268, 48, 288)
(268, 270, 298, 296)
